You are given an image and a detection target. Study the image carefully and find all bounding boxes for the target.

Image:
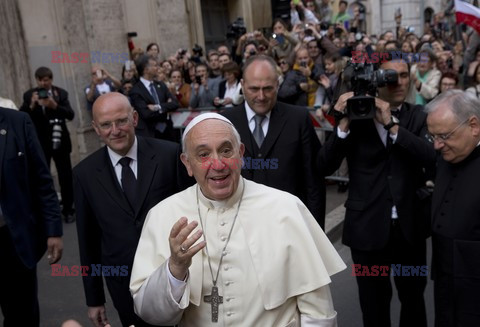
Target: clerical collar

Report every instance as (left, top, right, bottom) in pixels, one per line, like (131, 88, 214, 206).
(198, 177, 245, 210)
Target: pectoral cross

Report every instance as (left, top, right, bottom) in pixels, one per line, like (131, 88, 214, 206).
(203, 285, 223, 322)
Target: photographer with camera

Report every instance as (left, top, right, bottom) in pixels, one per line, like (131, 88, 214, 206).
(85, 65, 120, 111)
(268, 18, 299, 61)
(278, 46, 321, 106)
(321, 55, 436, 327)
(189, 63, 220, 109)
(305, 23, 339, 69)
(20, 66, 76, 223)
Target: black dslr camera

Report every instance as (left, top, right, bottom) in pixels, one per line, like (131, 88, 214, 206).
(226, 17, 247, 39)
(192, 44, 203, 58)
(36, 88, 49, 99)
(339, 61, 398, 120)
(49, 119, 63, 150)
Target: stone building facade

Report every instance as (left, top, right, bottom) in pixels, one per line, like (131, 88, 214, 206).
(1, 0, 445, 163)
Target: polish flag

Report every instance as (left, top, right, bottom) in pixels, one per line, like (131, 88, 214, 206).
(455, 0, 480, 34)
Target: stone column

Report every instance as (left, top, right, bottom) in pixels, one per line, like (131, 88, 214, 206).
(0, 0, 32, 106)
(53, 0, 129, 161)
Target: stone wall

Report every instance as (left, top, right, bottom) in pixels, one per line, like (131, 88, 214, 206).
(0, 0, 31, 107)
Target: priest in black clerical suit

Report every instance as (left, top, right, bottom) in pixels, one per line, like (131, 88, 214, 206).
(426, 89, 480, 326)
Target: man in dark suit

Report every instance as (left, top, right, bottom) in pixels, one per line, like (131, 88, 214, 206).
(20, 66, 76, 223)
(425, 89, 480, 326)
(222, 55, 325, 228)
(0, 108, 63, 326)
(323, 57, 436, 326)
(74, 93, 190, 327)
(130, 55, 179, 142)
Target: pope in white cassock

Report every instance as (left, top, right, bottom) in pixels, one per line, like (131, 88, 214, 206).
(130, 112, 346, 326)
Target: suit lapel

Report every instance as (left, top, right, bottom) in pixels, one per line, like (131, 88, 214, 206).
(138, 82, 156, 104)
(134, 138, 157, 217)
(95, 147, 133, 216)
(234, 105, 255, 157)
(260, 104, 287, 157)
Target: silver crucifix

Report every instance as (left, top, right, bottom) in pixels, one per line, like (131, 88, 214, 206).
(203, 285, 223, 322)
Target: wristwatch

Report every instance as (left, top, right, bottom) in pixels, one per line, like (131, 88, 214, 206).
(383, 115, 400, 131)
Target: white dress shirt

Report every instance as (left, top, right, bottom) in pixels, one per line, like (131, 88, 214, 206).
(245, 101, 271, 136)
(107, 137, 138, 185)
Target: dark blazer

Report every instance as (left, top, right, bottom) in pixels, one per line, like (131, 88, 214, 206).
(222, 102, 325, 228)
(0, 108, 62, 269)
(73, 136, 191, 306)
(431, 146, 480, 323)
(20, 86, 75, 156)
(129, 80, 179, 138)
(322, 102, 436, 250)
(432, 146, 480, 273)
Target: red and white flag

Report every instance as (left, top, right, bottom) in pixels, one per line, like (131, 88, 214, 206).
(455, 0, 480, 34)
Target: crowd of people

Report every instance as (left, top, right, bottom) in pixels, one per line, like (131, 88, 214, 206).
(2, 0, 480, 326)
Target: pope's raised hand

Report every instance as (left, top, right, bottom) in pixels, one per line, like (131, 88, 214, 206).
(168, 217, 206, 280)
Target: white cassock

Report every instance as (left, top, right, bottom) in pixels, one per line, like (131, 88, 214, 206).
(130, 178, 346, 326)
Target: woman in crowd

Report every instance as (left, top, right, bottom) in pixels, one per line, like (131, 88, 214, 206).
(408, 48, 441, 104)
(401, 41, 415, 54)
(277, 56, 291, 86)
(155, 62, 168, 84)
(214, 61, 242, 108)
(161, 60, 173, 77)
(278, 46, 320, 106)
(146, 42, 160, 59)
(169, 69, 191, 108)
(439, 72, 458, 94)
(268, 18, 299, 60)
(315, 54, 346, 125)
(121, 62, 138, 84)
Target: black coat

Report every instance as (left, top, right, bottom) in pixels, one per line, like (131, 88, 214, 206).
(222, 102, 325, 228)
(431, 146, 480, 320)
(321, 102, 436, 250)
(0, 109, 62, 269)
(129, 80, 179, 138)
(73, 136, 191, 306)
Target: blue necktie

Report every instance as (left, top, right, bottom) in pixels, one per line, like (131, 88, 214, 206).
(149, 83, 160, 105)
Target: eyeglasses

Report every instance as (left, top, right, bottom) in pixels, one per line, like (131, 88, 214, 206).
(278, 61, 288, 65)
(97, 117, 131, 131)
(426, 118, 469, 143)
